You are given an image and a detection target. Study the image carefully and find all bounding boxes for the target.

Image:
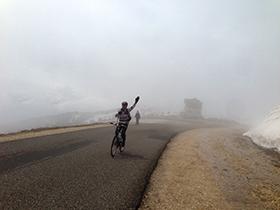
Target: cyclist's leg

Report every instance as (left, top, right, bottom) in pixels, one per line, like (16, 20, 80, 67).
(121, 124, 128, 147)
(115, 126, 120, 135)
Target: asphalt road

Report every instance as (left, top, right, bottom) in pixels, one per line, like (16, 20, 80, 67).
(0, 120, 212, 209)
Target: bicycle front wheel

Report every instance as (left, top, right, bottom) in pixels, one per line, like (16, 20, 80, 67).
(111, 136, 118, 157)
(119, 140, 124, 153)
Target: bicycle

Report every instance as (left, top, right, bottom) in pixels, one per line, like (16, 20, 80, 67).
(110, 120, 126, 157)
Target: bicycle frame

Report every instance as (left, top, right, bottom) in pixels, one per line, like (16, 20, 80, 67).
(110, 118, 126, 138)
(110, 118, 126, 157)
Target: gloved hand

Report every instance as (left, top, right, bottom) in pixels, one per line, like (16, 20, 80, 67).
(118, 111, 122, 115)
(135, 96, 140, 103)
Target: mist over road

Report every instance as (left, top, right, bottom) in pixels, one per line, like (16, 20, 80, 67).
(0, 119, 215, 209)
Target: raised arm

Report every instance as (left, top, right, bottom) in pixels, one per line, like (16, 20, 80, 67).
(128, 96, 140, 112)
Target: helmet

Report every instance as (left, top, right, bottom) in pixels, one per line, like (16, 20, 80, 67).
(122, 101, 128, 106)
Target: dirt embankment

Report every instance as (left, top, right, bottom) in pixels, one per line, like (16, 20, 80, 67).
(139, 126, 280, 210)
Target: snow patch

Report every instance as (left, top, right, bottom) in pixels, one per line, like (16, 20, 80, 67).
(243, 106, 280, 152)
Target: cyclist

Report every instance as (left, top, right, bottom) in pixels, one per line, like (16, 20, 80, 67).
(115, 96, 140, 147)
(135, 111, 141, 125)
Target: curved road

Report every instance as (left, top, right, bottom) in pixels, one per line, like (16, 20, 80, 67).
(0, 120, 213, 209)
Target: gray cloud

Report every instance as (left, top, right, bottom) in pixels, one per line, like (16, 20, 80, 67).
(0, 0, 279, 124)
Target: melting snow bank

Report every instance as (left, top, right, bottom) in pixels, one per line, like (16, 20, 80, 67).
(243, 106, 280, 152)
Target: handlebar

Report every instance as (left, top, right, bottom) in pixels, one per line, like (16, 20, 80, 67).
(110, 122, 127, 128)
(110, 116, 120, 126)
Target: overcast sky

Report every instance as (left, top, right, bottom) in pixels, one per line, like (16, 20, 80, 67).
(0, 0, 279, 124)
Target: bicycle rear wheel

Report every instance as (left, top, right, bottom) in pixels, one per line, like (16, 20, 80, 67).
(111, 136, 118, 157)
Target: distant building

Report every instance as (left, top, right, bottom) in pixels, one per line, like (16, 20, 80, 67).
(180, 98, 204, 119)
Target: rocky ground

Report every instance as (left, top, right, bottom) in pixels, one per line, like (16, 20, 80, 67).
(139, 125, 280, 210)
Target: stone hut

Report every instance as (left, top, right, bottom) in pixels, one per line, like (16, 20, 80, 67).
(181, 98, 203, 119)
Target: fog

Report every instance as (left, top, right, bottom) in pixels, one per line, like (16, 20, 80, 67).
(1, 0, 279, 125)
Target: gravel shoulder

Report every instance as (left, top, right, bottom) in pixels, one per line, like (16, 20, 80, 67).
(139, 126, 280, 210)
(0, 123, 109, 143)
